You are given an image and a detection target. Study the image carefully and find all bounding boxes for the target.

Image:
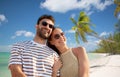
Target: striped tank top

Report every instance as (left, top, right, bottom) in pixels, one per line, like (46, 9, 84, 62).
(60, 48, 78, 77)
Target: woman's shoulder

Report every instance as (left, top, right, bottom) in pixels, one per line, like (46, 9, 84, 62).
(72, 46, 86, 52)
(72, 46, 87, 57)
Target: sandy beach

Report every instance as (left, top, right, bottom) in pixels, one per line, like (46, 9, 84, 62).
(89, 54, 120, 77)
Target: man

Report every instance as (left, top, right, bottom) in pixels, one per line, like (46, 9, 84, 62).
(9, 14, 59, 77)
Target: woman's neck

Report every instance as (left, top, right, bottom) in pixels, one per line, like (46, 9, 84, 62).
(57, 46, 69, 54)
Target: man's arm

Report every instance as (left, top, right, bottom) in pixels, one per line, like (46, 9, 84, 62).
(9, 64, 27, 77)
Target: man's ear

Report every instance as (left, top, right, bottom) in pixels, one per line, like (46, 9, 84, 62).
(36, 25, 38, 29)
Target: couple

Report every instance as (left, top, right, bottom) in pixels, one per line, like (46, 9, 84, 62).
(8, 14, 89, 77)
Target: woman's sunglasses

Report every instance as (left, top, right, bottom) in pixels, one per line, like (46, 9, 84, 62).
(41, 21, 54, 29)
(54, 32, 64, 39)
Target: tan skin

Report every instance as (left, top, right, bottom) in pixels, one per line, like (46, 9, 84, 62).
(9, 19, 56, 77)
(52, 58, 62, 77)
(50, 28, 89, 77)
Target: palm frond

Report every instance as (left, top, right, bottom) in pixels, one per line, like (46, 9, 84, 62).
(77, 28, 87, 42)
(75, 32, 80, 44)
(114, 0, 120, 17)
(70, 11, 97, 44)
(70, 18, 77, 25)
(72, 26, 77, 31)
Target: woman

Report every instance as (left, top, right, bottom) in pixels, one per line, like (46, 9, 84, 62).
(48, 27, 89, 77)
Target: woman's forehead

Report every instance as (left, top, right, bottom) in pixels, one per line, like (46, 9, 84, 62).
(53, 28, 62, 33)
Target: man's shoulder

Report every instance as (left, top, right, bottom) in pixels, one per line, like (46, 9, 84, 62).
(46, 46, 54, 51)
(13, 40, 32, 46)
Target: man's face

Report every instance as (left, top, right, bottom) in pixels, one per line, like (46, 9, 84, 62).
(36, 19, 54, 39)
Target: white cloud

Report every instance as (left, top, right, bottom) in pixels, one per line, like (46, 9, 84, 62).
(40, 0, 77, 13)
(11, 30, 35, 39)
(65, 29, 75, 33)
(67, 36, 100, 52)
(40, 0, 113, 13)
(118, 13, 120, 19)
(0, 14, 7, 24)
(66, 32, 101, 52)
(95, 0, 113, 11)
(65, 32, 98, 52)
(86, 11, 94, 16)
(0, 45, 12, 52)
(80, 35, 101, 52)
(64, 31, 113, 52)
(83, 31, 113, 51)
(99, 31, 110, 37)
(83, 41, 98, 51)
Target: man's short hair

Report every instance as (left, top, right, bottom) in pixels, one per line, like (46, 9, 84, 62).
(37, 14, 55, 25)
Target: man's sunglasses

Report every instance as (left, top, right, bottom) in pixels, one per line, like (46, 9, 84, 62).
(54, 32, 64, 39)
(41, 21, 54, 29)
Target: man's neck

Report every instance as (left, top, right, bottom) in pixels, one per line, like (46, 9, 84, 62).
(33, 35, 47, 45)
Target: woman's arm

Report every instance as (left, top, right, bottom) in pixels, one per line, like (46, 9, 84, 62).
(73, 47, 89, 77)
(9, 64, 27, 77)
(52, 58, 62, 77)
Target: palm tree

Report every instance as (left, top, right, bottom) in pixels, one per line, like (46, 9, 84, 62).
(114, 0, 120, 18)
(97, 32, 120, 54)
(114, 0, 120, 33)
(115, 19, 120, 33)
(70, 11, 97, 43)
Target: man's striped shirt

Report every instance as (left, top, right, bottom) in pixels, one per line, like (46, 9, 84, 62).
(9, 40, 59, 77)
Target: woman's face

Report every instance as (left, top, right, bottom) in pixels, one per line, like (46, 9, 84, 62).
(50, 28, 66, 48)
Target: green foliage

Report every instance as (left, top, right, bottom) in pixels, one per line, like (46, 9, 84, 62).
(93, 48, 106, 53)
(92, 32, 120, 54)
(92, 1, 120, 54)
(115, 19, 120, 32)
(70, 11, 97, 44)
(114, 0, 120, 17)
(70, 18, 77, 26)
(75, 32, 79, 44)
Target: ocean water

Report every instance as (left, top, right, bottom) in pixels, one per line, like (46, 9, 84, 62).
(0, 52, 102, 77)
(0, 52, 11, 77)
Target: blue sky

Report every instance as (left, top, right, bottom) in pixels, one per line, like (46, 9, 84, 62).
(0, 0, 117, 52)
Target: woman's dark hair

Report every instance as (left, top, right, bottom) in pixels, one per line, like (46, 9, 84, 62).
(47, 27, 60, 55)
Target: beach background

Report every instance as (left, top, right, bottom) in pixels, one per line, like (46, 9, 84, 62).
(0, 0, 120, 77)
(0, 52, 113, 77)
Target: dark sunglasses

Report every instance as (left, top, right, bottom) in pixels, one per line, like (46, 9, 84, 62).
(41, 21, 54, 29)
(54, 32, 64, 39)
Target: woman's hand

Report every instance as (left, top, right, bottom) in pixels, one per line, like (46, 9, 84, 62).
(52, 58, 62, 77)
(53, 58, 62, 72)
